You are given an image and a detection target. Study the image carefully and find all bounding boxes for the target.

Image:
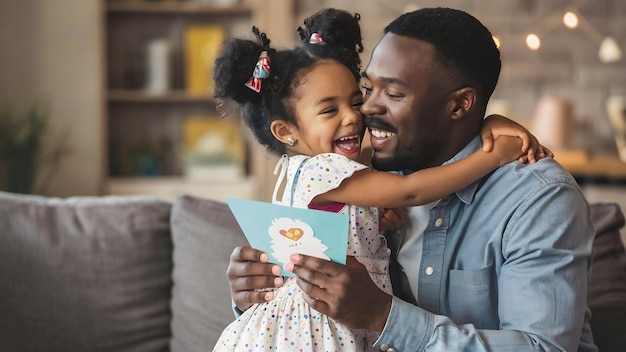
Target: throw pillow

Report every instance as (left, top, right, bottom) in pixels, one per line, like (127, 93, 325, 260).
(0, 191, 173, 352)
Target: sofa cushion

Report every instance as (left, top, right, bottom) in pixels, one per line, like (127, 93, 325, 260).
(169, 194, 248, 352)
(588, 202, 626, 308)
(0, 191, 173, 352)
(587, 202, 626, 352)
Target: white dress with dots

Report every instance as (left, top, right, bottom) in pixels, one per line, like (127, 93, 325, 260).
(213, 153, 392, 352)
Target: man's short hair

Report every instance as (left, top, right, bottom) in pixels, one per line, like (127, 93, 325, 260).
(385, 7, 501, 106)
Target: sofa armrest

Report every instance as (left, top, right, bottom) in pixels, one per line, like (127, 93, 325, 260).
(169, 194, 248, 351)
(587, 202, 626, 352)
(588, 202, 626, 309)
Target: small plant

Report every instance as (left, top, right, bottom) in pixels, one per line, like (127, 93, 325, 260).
(0, 103, 70, 194)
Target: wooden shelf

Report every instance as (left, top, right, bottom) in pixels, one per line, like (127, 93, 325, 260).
(101, 0, 294, 202)
(554, 150, 626, 181)
(108, 89, 215, 103)
(106, 1, 253, 15)
(104, 176, 258, 201)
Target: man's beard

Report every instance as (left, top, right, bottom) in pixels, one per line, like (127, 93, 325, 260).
(371, 139, 417, 172)
(371, 138, 440, 173)
(365, 116, 442, 172)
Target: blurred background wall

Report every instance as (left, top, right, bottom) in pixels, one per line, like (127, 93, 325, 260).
(0, 0, 103, 196)
(0, 0, 625, 199)
(298, 0, 626, 154)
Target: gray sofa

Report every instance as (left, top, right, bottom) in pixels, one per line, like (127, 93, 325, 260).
(0, 191, 247, 352)
(0, 190, 625, 351)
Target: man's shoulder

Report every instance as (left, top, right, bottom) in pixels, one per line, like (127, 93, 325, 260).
(495, 157, 578, 188)
(474, 157, 585, 207)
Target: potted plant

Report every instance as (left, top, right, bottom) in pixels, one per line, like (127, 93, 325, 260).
(0, 103, 70, 194)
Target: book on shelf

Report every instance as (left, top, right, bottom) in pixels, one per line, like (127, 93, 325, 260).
(181, 116, 246, 181)
(183, 25, 225, 96)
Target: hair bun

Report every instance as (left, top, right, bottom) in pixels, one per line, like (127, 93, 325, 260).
(297, 8, 363, 55)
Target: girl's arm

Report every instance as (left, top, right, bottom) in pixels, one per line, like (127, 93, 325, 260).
(315, 136, 523, 209)
(480, 114, 554, 163)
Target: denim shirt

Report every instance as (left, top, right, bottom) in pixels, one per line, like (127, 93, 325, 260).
(375, 136, 598, 352)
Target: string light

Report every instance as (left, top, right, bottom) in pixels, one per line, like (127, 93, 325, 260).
(526, 33, 541, 50)
(398, 2, 620, 63)
(563, 11, 578, 29)
(573, 11, 622, 63)
(599, 37, 622, 63)
(491, 6, 621, 62)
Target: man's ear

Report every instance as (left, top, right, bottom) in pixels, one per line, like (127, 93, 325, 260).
(270, 120, 296, 145)
(448, 87, 478, 120)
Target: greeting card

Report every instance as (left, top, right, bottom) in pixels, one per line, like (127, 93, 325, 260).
(226, 198, 349, 277)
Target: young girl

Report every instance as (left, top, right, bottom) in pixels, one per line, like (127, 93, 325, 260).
(212, 8, 549, 352)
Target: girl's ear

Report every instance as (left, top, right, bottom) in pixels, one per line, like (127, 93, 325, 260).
(448, 87, 478, 120)
(270, 120, 296, 145)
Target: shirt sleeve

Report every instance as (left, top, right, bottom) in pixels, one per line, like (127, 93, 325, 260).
(374, 181, 596, 352)
(295, 153, 369, 206)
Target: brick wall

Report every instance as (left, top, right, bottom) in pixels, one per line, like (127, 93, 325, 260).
(294, 0, 626, 154)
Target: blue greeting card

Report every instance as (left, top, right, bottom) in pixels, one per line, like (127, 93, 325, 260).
(226, 198, 349, 277)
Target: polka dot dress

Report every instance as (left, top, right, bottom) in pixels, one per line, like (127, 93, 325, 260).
(213, 154, 392, 352)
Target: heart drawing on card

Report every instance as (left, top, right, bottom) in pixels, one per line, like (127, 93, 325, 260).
(279, 227, 304, 241)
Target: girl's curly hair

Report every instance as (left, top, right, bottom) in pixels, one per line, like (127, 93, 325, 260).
(213, 8, 363, 155)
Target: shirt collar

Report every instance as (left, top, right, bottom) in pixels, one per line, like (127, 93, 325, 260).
(394, 135, 484, 204)
(442, 135, 483, 204)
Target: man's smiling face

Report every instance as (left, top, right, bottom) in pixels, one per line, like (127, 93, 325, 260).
(360, 33, 455, 172)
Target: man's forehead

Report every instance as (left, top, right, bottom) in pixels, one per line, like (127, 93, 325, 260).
(363, 34, 434, 84)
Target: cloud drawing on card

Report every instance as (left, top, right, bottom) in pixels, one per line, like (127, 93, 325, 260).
(226, 198, 349, 277)
(268, 217, 330, 264)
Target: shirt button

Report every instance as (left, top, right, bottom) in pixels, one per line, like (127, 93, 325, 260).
(434, 218, 443, 227)
(425, 266, 434, 275)
(380, 344, 396, 352)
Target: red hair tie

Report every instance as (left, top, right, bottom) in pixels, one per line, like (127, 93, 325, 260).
(245, 51, 271, 93)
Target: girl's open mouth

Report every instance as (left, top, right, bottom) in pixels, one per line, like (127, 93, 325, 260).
(335, 134, 360, 154)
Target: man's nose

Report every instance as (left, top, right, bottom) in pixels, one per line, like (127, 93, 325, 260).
(361, 95, 385, 117)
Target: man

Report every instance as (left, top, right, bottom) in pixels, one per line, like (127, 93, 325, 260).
(227, 8, 597, 351)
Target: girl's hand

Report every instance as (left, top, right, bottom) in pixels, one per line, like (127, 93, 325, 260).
(378, 207, 408, 232)
(492, 136, 525, 166)
(480, 114, 553, 163)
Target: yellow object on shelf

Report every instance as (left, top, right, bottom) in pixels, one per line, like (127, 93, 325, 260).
(183, 116, 244, 160)
(182, 116, 246, 181)
(184, 25, 225, 96)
